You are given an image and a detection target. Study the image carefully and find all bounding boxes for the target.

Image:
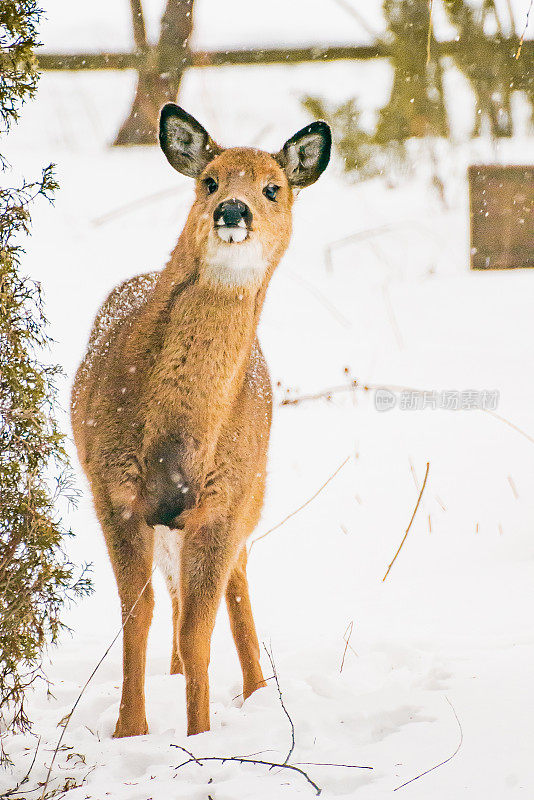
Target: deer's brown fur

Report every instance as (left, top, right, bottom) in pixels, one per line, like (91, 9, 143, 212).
(71, 106, 330, 737)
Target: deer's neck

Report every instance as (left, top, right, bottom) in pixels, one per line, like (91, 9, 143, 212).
(142, 250, 264, 448)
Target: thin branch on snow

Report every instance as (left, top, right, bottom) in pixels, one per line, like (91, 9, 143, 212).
(382, 282, 404, 348)
(231, 674, 275, 701)
(286, 268, 352, 328)
(2, 737, 41, 798)
(324, 223, 398, 272)
(171, 750, 373, 795)
(483, 408, 534, 446)
(280, 379, 419, 406)
(171, 644, 373, 795)
(296, 761, 373, 769)
(92, 184, 189, 226)
(339, 620, 358, 673)
(249, 456, 350, 551)
(281, 378, 534, 462)
(262, 643, 295, 764)
(171, 748, 323, 795)
(323, 220, 443, 273)
(507, 475, 519, 499)
(394, 696, 463, 791)
(281, 381, 360, 405)
(40, 567, 157, 800)
(382, 462, 430, 582)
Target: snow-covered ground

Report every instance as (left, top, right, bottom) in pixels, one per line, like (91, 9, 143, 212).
(2, 3, 534, 796)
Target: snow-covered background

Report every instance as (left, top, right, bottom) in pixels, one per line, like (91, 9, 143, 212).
(2, 1, 534, 797)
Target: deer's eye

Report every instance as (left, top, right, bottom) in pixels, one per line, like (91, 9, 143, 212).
(204, 176, 218, 194)
(263, 184, 280, 202)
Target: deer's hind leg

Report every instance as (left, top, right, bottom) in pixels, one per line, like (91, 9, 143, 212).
(92, 481, 155, 738)
(226, 547, 266, 700)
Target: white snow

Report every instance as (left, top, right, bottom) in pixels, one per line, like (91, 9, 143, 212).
(2, 7, 534, 799)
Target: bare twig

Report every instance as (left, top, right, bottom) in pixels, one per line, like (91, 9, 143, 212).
(408, 458, 420, 491)
(280, 380, 419, 406)
(296, 761, 372, 769)
(262, 644, 294, 764)
(172, 744, 203, 766)
(249, 456, 350, 551)
(482, 408, 534, 446)
(328, 0, 382, 40)
(382, 283, 404, 348)
(324, 220, 441, 273)
(40, 567, 157, 800)
(92, 184, 189, 226)
(2, 738, 41, 798)
(325, 224, 397, 272)
(171, 751, 323, 795)
(231, 674, 275, 702)
(280, 379, 534, 459)
(382, 462, 430, 582)
(515, 0, 533, 58)
(172, 641, 373, 796)
(339, 620, 358, 672)
(287, 270, 351, 328)
(281, 382, 358, 406)
(394, 696, 463, 791)
(508, 475, 519, 499)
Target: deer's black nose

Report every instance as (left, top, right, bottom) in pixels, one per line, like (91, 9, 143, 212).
(213, 199, 252, 228)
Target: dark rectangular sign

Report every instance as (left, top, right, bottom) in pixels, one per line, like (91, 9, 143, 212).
(469, 165, 533, 269)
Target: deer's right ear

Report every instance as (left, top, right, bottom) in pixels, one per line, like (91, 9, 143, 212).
(159, 104, 221, 178)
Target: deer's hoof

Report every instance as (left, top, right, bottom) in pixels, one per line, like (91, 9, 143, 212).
(112, 717, 149, 738)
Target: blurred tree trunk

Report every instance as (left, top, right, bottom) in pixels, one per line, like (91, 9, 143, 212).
(376, 0, 449, 145)
(444, 0, 514, 137)
(114, 0, 195, 146)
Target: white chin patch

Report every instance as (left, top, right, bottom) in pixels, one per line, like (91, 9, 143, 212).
(204, 229, 267, 289)
(216, 225, 248, 244)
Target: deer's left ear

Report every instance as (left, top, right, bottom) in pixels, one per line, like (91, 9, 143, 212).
(159, 104, 221, 178)
(276, 121, 331, 188)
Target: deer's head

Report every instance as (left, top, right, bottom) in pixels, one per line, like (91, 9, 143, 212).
(159, 104, 331, 291)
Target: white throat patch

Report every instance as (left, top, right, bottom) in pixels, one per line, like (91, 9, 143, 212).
(203, 230, 267, 289)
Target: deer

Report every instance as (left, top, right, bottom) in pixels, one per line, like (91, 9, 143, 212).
(71, 104, 331, 738)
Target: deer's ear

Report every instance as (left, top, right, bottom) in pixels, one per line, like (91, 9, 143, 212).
(276, 120, 331, 188)
(159, 104, 221, 178)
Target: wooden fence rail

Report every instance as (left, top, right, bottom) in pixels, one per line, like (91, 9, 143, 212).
(32, 39, 532, 71)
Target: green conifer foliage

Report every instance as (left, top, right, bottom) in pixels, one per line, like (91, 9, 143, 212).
(0, 0, 41, 132)
(0, 1, 91, 762)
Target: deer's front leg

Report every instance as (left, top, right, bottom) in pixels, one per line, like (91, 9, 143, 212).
(178, 516, 235, 735)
